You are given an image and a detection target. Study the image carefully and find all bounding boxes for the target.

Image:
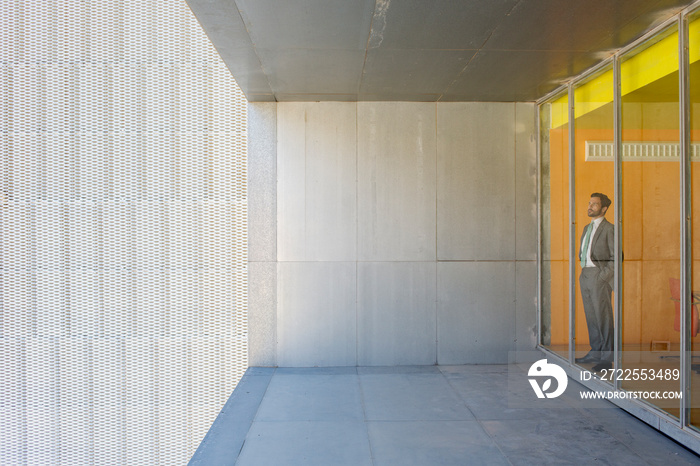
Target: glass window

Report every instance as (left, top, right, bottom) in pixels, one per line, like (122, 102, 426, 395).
(620, 24, 681, 418)
(688, 9, 700, 430)
(541, 93, 570, 360)
(572, 66, 615, 377)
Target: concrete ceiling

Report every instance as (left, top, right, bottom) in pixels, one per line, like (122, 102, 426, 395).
(185, 0, 694, 102)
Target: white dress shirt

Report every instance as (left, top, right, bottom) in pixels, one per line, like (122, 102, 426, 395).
(583, 217, 604, 268)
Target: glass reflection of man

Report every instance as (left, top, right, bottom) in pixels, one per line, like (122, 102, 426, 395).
(576, 193, 614, 371)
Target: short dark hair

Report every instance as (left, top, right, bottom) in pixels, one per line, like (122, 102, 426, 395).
(591, 192, 611, 209)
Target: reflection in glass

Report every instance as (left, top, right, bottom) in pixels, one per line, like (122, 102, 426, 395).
(572, 68, 615, 377)
(620, 24, 681, 418)
(541, 94, 570, 360)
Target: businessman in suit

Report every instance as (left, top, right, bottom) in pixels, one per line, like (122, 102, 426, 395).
(576, 193, 614, 371)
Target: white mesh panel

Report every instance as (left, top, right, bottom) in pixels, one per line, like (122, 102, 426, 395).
(0, 1, 248, 464)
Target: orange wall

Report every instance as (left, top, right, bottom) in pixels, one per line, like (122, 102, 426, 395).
(548, 126, 700, 347)
(573, 128, 615, 347)
(547, 127, 569, 345)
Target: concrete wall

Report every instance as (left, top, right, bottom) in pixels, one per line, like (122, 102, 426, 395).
(248, 101, 537, 367)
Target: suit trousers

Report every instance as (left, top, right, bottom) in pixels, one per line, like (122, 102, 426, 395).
(579, 267, 613, 362)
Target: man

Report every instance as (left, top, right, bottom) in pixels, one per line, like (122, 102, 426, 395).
(576, 193, 614, 371)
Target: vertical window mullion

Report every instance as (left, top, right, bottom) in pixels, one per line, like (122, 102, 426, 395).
(536, 105, 543, 346)
(679, 12, 692, 428)
(613, 54, 622, 390)
(568, 83, 576, 364)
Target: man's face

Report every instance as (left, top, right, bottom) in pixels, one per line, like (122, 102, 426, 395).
(587, 197, 606, 218)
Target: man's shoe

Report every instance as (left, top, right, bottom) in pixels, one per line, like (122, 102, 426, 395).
(592, 361, 612, 372)
(575, 353, 599, 364)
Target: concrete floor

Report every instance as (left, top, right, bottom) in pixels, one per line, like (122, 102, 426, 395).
(189, 365, 700, 465)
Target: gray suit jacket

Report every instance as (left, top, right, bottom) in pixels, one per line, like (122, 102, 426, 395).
(579, 217, 614, 286)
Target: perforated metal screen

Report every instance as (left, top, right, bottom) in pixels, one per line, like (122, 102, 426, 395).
(1, 1, 248, 464)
